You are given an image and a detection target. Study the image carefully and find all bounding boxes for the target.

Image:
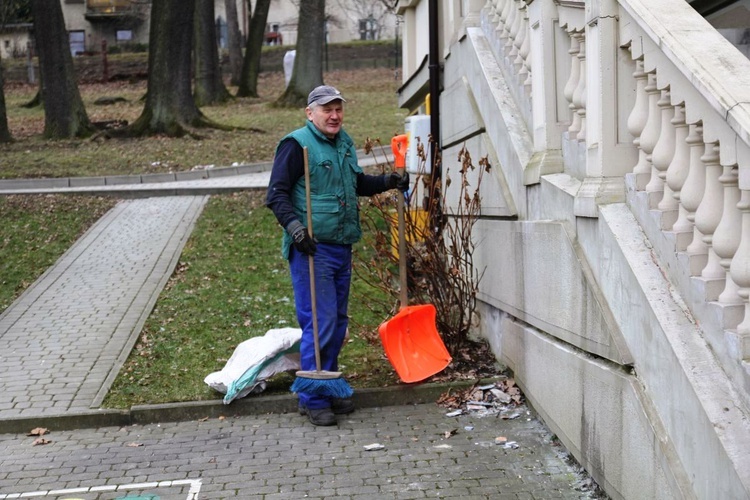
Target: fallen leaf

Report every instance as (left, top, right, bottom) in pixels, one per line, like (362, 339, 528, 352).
(443, 429, 458, 439)
(32, 438, 51, 446)
(126, 442, 144, 447)
(27, 427, 48, 437)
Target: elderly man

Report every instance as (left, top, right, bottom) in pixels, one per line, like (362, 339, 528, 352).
(266, 85, 408, 425)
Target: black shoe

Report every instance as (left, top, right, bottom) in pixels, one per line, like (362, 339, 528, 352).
(299, 406, 336, 426)
(331, 398, 355, 415)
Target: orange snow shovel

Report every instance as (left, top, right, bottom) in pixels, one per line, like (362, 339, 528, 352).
(378, 134, 452, 383)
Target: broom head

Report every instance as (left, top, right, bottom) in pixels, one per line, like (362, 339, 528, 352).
(291, 370, 354, 399)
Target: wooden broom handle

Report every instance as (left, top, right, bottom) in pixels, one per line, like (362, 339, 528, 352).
(303, 147, 322, 372)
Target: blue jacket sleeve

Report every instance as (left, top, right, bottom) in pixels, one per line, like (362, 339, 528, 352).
(356, 172, 390, 196)
(265, 138, 304, 229)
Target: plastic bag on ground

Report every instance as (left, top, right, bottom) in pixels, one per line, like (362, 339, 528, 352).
(204, 327, 302, 404)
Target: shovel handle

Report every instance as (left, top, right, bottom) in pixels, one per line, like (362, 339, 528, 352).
(391, 135, 409, 310)
(397, 178, 408, 309)
(303, 147, 322, 372)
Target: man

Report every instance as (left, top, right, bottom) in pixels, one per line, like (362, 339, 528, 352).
(266, 85, 408, 426)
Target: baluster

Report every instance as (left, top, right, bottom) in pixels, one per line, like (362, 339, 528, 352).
(627, 60, 650, 177)
(497, 0, 509, 27)
(714, 165, 743, 305)
(695, 142, 725, 281)
(565, 31, 581, 135)
(638, 73, 661, 189)
(730, 190, 750, 357)
(574, 33, 587, 142)
(499, 0, 513, 43)
(667, 104, 691, 234)
(513, 5, 527, 75)
(523, 48, 532, 97)
(682, 123, 709, 264)
(492, 0, 508, 52)
(504, 1, 519, 60)
(653, 90, 677, 211)
(520, 0, 531, 95)
(489, 0, 500, 23)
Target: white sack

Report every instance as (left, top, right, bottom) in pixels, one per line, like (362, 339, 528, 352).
(204, 327, 302, 404)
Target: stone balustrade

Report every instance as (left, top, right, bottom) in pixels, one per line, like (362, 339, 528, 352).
(480, 0, 750, 389)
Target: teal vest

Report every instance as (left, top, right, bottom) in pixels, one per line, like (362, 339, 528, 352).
(279, 121, 363, 259)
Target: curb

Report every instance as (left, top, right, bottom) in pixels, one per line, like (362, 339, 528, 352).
(0, 379, 484, 435)
(0, 150, 393, 195)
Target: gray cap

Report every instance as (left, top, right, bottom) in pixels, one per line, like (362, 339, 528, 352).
(307, 85, 346, 106)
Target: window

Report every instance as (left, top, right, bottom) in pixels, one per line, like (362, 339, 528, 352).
(116, 30, 132, 43)
(69, 30, 85, 56)
(359, 18, 377, 41)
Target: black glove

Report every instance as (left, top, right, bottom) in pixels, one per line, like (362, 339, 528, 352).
(286, 220, 317, 255)
(386, 171, 410, 192)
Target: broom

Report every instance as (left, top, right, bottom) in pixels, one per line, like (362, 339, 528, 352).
(289, 147, 354, 399)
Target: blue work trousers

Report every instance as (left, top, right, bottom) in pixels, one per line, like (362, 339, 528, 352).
(289, 243, 352, 409)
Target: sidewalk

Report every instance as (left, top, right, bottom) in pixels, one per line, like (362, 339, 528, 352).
(0, 162, 605, 498)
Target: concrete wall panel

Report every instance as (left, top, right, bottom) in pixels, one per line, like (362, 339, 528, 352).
(474, 218, 630, 364)
(478, 306, 684, 500)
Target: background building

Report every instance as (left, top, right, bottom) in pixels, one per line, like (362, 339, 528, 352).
(39, 0, 400, 57)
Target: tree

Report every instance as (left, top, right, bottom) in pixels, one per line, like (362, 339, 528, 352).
(29, 0, 93, 138)
(194, 0, 231, 106)
(225, 0, 244, 86)
(126, 0, 211, 137)
(236, 0, 271, 98)
(0, 0, 26, 143)
(0, 58, 11, 143)
(275, 0, 325, 107)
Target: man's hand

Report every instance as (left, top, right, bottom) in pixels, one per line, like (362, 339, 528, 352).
(286, 220, 317, 255)
(386, 171, 410, 192)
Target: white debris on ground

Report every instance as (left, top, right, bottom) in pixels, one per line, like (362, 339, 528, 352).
(436, 376, 610, 499)
(437, 377, 524, 418)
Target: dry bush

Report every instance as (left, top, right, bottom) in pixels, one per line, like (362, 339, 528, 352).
(354, 137, 488, 353)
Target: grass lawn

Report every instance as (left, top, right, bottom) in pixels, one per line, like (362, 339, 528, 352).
(0, 67, 406, 178)
(0, 66, 410, 408)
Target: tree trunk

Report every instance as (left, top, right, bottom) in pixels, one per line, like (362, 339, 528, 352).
(225, 0, 243, 86)
(194, 0, 231, 107)
(275, 0, 325, 107)
(129, 0, 205, 136)
(21, 90, 41, 108)
(30, 0, 93, 138)
(236, 0, 271, 98)
(0, 57, 12, 143)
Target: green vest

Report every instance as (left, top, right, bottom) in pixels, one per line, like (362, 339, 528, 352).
(279, 120, 363, 259)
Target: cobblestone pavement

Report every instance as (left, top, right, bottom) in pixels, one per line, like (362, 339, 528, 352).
(0, 403, 595, 499)
(0, 196, 208, 420)
(0, 163, 605, 498)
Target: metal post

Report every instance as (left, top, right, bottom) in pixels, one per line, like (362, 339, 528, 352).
(101, 39, 108, 82)
(428, 0, 441, 179)
(26, 40, 35, 85)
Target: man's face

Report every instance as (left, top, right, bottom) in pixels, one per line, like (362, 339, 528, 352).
(306, 100, 344, 138)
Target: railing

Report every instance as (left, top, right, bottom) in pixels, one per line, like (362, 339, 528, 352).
(480, 0, 750, 389)
(86, 0, 134, 15)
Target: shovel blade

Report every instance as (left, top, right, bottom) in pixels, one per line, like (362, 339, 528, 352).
(378, 304, 452, 383)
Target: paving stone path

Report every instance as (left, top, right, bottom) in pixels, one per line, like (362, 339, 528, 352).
(0, 196, 208, 419)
